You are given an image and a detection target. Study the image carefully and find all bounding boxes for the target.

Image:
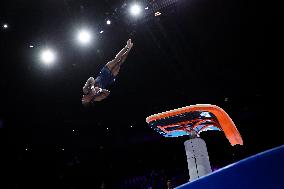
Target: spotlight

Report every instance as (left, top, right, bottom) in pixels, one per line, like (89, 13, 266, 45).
(130, 4, 142, 17)
(40, 49, 56, 65)
(77, 29, 93, 45)
(100, 30, 104, 34)
(106, 20, 111, 25)
(3, 24, 8, 29)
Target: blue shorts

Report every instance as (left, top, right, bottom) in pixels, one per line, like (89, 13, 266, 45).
(95, 66, 116, 89)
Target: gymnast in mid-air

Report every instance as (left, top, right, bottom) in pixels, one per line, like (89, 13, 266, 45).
(82, 39, 133, 105)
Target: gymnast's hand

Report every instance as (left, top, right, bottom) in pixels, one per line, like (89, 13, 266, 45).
(82, 87, 110, 105)
(82, 86, 100, 105)
(83, 77, 96, 94)
(93, 88, 110, 102)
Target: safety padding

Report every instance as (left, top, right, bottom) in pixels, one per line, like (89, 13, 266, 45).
(176, 145, 284, 189)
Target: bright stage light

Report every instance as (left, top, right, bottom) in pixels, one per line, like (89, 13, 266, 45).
(106, 20, 111, 25)
(130, 4, 142, 17)
(40, 49, 56, 65)
(77, 29, 92, 45)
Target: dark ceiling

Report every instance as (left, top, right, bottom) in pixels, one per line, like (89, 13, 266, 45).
(0, 0, 277, 188)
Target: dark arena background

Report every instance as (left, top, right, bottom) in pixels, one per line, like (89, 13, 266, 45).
(0, 0, 280, 188)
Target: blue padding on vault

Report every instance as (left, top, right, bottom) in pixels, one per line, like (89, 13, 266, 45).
(176, 145, 284, 189)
